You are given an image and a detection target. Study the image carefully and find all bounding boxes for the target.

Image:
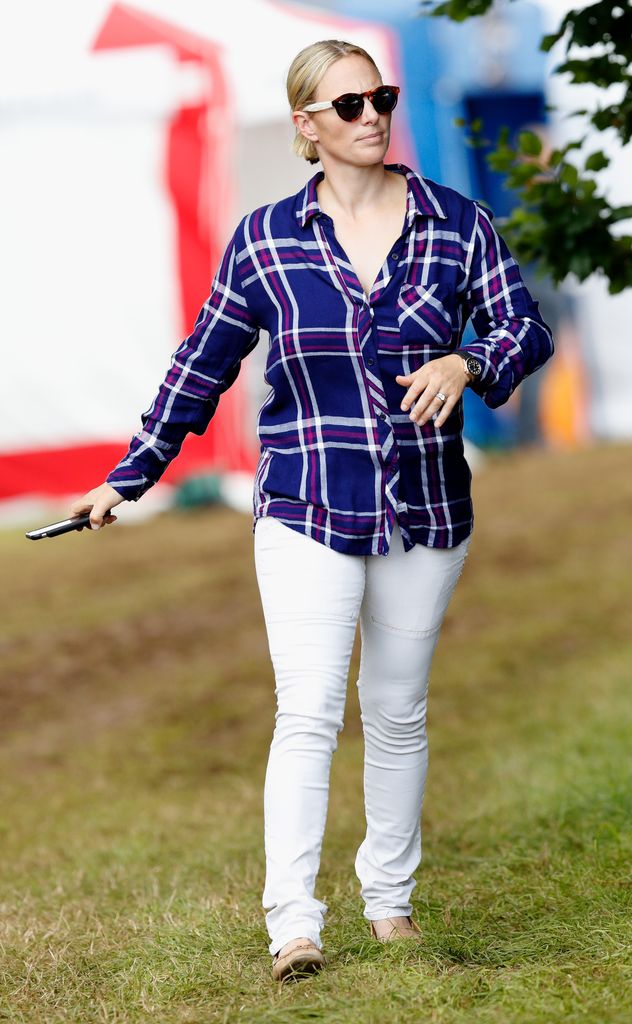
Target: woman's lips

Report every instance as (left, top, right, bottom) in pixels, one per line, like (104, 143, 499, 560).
(359, 132, 383, 141)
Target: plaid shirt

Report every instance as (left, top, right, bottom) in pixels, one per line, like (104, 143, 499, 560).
(106, 161, 554, 554)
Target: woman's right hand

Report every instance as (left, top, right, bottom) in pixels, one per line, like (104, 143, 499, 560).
(69, 482, 125, 531)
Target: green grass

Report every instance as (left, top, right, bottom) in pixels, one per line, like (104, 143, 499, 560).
(0, 442, 631, 1023)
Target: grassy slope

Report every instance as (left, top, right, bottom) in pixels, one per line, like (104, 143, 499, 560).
(0, 442, 630, 1023)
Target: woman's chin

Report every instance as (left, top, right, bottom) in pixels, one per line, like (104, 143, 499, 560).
(334, 147, 389, 169)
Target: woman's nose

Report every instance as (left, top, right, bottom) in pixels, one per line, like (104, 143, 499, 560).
(362, 98, 379, 120)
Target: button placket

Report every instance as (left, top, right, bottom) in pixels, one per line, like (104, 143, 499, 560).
(360, 304, 392, 444)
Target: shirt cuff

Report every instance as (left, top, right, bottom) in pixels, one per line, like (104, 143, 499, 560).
(457, 343, 499, 396)
(105, 469, 155, 503)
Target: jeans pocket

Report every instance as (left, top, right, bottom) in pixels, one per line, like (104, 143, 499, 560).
(367, 535, 471, 638)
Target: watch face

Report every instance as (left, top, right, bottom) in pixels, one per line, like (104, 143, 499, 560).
(466, 356, 482, 377)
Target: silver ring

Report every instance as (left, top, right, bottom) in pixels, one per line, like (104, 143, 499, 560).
(436, 391, 447, 402)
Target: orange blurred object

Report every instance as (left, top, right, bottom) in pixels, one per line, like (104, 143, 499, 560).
(539, 324, 591, 447)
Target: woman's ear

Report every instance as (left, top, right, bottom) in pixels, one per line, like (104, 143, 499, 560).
(292, 110, 319, 146)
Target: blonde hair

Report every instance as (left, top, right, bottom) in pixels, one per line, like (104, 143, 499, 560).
(287, 40, 382, 165)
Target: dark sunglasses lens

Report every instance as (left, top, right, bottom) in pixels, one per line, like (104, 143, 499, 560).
(372, 87, 398, 114)
(333, 94, 364, 122)
(332, 87, 399, 121)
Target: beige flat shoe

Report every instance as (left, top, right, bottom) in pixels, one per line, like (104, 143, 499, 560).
(271, 937, 326, 983)
(369, 915, 423, 942)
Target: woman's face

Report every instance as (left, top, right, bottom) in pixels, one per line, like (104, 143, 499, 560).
(294, 54, 392, 167)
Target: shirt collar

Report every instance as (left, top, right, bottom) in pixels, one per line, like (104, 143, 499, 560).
(295, 162, 448, 228)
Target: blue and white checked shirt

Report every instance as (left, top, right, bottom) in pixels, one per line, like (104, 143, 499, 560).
(106, 161, 554, 555)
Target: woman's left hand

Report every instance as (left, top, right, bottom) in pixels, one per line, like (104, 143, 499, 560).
(396, 354, 470, 430)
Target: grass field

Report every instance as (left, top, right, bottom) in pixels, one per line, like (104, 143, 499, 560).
(1, 442, 631, 1023)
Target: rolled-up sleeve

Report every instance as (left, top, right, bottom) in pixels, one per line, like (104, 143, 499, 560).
(106, 218, 260, 501)
(460, 201, 555, 409)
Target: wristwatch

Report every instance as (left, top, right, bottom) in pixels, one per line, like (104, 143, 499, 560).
(454, 350, 483, 385)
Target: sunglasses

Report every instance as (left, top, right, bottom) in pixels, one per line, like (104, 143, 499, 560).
(302, 85, 400, 123)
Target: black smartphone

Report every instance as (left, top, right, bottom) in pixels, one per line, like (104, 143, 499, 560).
(25, 510, 112, 540)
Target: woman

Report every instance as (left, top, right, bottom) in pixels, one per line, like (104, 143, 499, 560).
(70, 40, 554, 982)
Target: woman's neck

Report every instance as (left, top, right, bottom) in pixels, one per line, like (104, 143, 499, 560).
(316, 160, 403, 222)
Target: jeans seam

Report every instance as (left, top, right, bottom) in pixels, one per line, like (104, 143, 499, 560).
(369, 614, 441, 639)
(266, 613, 356, 624)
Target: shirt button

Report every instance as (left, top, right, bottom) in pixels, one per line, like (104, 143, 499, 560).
(367, 358, 375, 366)
(390, 250, 400, 260)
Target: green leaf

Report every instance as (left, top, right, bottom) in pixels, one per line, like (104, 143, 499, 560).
(568, 251, 594, 280)
(487, 151, 515, 173)
(578, 179, 598, 197)
(584, 150, 610, 172)
(560, 163, 579, 187)
(540, 30, 564, 53)
(508, 163, 540, 186)
(609, 206, 632, 224)
(517, 131, 543, 156)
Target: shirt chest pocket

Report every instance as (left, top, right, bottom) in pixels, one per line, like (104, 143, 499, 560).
(396, 282, 456, 350)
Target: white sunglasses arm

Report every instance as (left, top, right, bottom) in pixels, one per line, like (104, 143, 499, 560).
(302, 101, 334, 112)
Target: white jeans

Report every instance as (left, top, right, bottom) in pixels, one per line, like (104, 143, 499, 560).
(253, 515, 471, 956)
